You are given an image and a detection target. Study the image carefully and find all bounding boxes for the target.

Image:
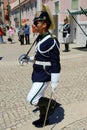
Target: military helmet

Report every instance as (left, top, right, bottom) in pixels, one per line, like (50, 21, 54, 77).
(33, 4, 55, 30)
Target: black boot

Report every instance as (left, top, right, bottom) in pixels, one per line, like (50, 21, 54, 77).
(32, 97, 50, 127)
(39, 97, 60, 116)
(38, 97, 60, 117)
(32, 115, 49, 127)
(63, 44, 69, 52)
(64, 44, 69, 52)
(48, 99, 61, 116)
(32, 97, 60, 127)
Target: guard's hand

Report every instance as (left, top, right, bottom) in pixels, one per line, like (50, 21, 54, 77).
(66, 33, 70, 38)
(51, 82, 58, 93)
(18, 54, 30, 65)
(51, 73, 60, 92)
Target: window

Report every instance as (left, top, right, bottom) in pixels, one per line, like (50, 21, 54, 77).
(55, 1, 59, 14)
(72, 0, 78, 10)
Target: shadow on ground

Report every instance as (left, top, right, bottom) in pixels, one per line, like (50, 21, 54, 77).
(49, 105, 64, 125)
(73, 46, 87, 51)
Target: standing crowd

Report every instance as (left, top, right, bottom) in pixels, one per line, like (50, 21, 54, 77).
(0, 23, 30, 45)
(0, 24, 16, 44)
(18, 23, 30, 45)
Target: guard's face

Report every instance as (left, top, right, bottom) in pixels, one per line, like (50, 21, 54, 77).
(33, 20, 46, 34)
(64, 19, 68, 24)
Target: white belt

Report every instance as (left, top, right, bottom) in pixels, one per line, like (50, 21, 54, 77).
(63, 31, 68, 33)
(35, 61, 51, 66)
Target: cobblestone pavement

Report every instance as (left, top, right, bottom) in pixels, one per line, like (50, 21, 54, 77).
(0, 34, 87, 130)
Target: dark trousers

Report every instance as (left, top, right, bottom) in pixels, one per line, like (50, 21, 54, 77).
(65, 43, 69, 51)
(20, 35, 24, 45)
(25, 34, 30, 44)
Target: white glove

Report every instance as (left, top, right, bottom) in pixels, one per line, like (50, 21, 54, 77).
(66, 33, 70, 38)
(29, 56, 35, 62)
(19, 54, 35, 65)
(51, 73, 60, 92)
(19, 54, 30, 65)
(51, 82, 59, 93)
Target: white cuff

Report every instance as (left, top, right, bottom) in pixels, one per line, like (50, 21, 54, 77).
(30, 56, 34, 62)
(51, 73, 60, 83)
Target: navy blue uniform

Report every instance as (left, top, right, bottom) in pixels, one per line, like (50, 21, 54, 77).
(32, 32, 61, 82)
(63, 23, 70, 38)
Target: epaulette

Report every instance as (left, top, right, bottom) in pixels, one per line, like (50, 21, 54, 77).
(50, 33, 60, 47)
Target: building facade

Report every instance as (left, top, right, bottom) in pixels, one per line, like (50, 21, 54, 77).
(4, 0, 87, 45)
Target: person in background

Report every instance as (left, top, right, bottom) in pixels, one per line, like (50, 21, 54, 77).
(17, 27, 21, 37)
(8, 26, 15, 43)
(24, 23, 30, 45)
(62, 18, 70, 52)
(19, 25, 24, 45)
(0, 26, 4, 43)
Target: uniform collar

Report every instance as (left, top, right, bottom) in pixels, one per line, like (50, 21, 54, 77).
(40, 32, 50, 39)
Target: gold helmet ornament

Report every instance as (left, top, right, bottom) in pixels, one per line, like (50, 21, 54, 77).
(33, 4, 55, 30)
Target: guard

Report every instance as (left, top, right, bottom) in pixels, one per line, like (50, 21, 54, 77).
(62, 18, 70, 52)
(26, 4, 61, 127)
